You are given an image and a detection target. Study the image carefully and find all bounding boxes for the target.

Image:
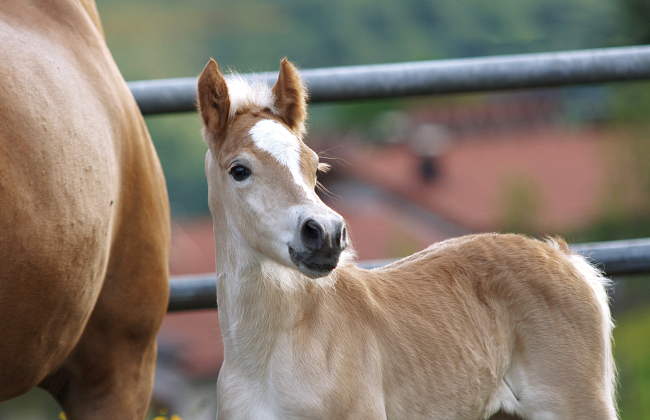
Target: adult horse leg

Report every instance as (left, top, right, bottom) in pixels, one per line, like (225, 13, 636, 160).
(40, 168, 170, 419)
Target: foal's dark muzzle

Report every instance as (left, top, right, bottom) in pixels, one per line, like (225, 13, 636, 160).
(289, 215, 347, 278)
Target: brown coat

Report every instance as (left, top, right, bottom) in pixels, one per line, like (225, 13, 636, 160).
(0, 1, 170, 418)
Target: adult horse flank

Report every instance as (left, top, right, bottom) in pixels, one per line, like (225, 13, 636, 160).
(198, 58, 617, 420)
(0, 1, 170, 418)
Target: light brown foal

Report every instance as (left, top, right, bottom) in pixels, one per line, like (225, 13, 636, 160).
(198, 57, 616, 420)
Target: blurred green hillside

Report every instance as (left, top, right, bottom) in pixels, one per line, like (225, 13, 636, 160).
(97, 0, 629, 79)
(615, 304, 650, 420)
(95, 0, 645, 216)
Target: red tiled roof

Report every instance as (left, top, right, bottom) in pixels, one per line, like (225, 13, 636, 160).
(333, 127, 608, 233)
(158, 309, 222, 380)
(169, 218, 216, 276)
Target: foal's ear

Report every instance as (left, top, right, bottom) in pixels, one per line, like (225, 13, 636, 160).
(272, 58, 307, 136)
(198, 59, 230, 147)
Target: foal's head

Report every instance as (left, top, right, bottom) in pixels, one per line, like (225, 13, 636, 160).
(198, 58, 348, 279)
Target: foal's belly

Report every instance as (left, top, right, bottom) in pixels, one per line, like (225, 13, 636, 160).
(217, 355, 503, 420)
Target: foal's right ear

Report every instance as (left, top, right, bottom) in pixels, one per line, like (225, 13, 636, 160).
(198, 59, 230, 148)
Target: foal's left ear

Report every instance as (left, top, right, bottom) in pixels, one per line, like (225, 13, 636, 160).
(272, 58, 308, 136)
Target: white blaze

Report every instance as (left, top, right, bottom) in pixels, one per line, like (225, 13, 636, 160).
(249, 119, 310, 192)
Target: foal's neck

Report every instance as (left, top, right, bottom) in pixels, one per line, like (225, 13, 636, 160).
(215, 240, 318, 334)
(215, 244, 332, 374)
(213, 211, 348, 344)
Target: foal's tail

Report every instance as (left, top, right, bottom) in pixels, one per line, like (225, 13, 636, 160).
(550, 237, 618, 418)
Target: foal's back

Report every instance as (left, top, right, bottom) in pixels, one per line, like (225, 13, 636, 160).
(329, 234, 615, 419)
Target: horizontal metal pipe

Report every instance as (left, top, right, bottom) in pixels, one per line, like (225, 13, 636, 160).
(167, 237, 650, 312)
(168, 273, 221, 312)
(129, 45, 650, 115)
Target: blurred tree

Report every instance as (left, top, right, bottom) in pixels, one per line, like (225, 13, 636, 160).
(144, 114, 210, 216)
(96, 0, 625, 80)
(620, 0, 650, 44)
(94, 0, 632, 216)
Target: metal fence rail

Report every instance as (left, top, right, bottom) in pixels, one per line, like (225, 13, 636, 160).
(128, 45, 650, 115)
(136, 46, 650, 312)
(168, 238, 650, 312)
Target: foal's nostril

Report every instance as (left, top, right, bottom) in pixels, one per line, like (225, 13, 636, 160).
(301, 219, 324, 250)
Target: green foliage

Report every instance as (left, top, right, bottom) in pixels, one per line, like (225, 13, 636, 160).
(498, 173, 543, 234)
(94, 0, 641, 217)
(0, 388, 61, 419)
(574, 214, 650, 244)
(96, 0, 626, 80)
(614, 305, 650, 420)
(619, 0, 650, 44)
(570, 126, 650, 243)
(606, 0, 650, 127)
(610, 81, 650, 125)
(144, 114, 210, 216)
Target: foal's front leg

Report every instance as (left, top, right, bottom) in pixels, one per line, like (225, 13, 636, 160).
(344, 401, 388, 420)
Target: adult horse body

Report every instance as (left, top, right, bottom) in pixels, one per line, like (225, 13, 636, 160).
(0, 1, 170, 418)
(198, 58, 617, 420)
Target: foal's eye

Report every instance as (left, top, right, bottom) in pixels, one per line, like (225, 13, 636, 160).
(229, 165, 251, 181)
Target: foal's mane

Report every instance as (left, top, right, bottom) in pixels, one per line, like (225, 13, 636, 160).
(222, 60, 309, 140)
(225, 74, 277, 120)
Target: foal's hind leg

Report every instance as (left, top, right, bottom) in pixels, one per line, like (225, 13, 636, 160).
(516, 376, 616, 420)
(40, 205, 170, 419)
(508, 334, 616, 420)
